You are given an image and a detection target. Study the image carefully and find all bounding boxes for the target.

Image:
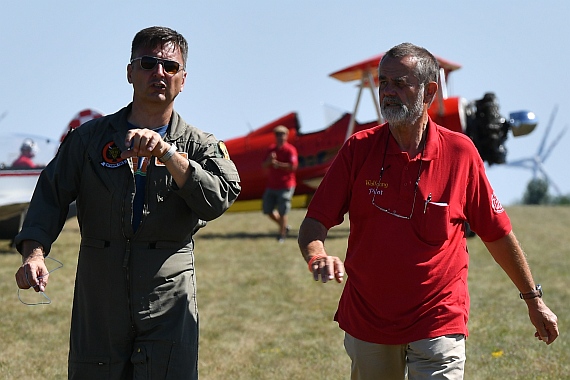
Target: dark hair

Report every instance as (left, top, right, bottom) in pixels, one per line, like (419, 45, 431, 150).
(131, 26, 188, 67)
(379, 42, 439, 85)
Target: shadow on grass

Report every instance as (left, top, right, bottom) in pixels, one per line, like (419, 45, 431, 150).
(198, 231, 283, 240)
(197, 227, 350, 240)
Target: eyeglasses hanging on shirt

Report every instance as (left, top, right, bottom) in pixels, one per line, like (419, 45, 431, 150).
(371, 133, 425, 220)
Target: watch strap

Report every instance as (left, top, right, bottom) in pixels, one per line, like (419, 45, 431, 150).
(519, 284, 542, 299)
(158, 144, 177, 163)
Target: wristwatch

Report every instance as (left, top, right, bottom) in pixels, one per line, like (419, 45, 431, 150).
(519, 284, 542, 300)
(158, 144, 177, 163)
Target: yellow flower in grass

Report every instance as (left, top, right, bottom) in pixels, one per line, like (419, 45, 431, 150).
(491, 349, 504, 358)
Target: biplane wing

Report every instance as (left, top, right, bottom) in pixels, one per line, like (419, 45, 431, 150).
(329, 53, 462, 83)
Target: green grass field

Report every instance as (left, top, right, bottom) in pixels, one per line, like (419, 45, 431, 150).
(0, 206, 568, 379)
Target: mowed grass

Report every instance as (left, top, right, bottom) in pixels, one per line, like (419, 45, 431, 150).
(0, 206, 568, 379)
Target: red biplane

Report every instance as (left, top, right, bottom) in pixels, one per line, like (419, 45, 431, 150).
(224, 52, 538, 212)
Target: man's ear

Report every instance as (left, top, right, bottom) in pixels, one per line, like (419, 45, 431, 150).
(127, 64, 133, 84)
(179, 70, 187, 93)
(424, 81, 438, 106)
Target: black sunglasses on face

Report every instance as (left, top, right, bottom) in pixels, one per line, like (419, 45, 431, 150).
(130, 56, 183, 75)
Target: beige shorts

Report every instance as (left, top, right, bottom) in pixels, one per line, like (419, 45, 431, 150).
(344, 332, 466, 380)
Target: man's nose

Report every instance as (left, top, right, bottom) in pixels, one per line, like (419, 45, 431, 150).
(152, 62, 167, 75)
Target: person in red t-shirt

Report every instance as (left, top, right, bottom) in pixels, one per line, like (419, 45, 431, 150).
(262, 125, 298, 242)
(298, 43, 558, 379)
(11, 139, 38, 169)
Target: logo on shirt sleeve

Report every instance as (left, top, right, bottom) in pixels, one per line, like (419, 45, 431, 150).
(491, 192, 505, 214)
(217, 141, 231, 160)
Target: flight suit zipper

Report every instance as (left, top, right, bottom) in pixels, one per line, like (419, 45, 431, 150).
(122, 157, 136, 331)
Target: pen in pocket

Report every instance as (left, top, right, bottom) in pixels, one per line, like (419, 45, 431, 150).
(424, 193, 432, 213)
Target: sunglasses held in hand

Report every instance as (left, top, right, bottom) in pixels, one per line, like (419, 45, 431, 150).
(130, 55, 184, 75)
(17, 256, 64, 306)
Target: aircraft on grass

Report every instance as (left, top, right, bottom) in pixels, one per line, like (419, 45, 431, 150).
(0, 109, 103, 241)
(224, 52, 539, 212)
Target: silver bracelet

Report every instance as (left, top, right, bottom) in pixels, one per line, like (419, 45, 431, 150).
(158, 144, 177, 163)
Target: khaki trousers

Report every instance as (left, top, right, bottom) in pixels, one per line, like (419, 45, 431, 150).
(344, 333, 466, 380)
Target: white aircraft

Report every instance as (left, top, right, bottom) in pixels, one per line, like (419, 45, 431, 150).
(0, 109, 103, 240)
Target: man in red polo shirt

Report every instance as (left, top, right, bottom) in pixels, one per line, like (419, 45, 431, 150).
(262, 125, 298, 242)
(298, 43, 558, 379)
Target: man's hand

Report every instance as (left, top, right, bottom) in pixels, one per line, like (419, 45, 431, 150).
(263, 152, 277, 168)
(299, 217, 344, 283)
(121, 128, 169, 159)
(15, 242, 48, 292)
(310, 255, 345, 283)
(527, 298, 559, 345)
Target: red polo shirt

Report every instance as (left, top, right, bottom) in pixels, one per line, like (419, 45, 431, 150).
(306, 118, 511, 344)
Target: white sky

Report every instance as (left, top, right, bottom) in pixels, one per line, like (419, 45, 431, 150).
(2, 0, 569, 205)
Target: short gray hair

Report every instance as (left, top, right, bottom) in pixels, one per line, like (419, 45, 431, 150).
(379, 42, 439, 85)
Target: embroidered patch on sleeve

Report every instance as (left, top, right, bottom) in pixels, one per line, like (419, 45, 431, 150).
(491, 192, 505, 214)
(217, 141, 230, 160)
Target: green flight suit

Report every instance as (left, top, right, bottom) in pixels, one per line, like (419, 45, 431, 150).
(15, 104, 241, 379)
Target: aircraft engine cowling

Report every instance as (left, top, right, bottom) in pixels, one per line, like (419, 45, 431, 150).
(465, 92, 510, 165)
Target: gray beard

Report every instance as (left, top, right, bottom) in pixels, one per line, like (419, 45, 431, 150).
(381, 88, 424, 127)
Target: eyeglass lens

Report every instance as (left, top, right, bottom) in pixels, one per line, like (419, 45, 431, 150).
(138, 56, 181, 74)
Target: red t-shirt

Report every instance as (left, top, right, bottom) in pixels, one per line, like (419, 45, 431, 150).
(306, 119, 511, 345)
(11, 155, 36, 168)
(265, 142, 298, 189)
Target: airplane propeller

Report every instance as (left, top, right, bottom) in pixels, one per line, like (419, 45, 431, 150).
(506, 105, 569, 195)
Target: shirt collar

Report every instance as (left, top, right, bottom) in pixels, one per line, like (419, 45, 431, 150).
(385, 117, 439, 161)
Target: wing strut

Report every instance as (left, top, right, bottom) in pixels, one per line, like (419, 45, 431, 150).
(437, 67, 448, 116)
(344, 70, 383, 142)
